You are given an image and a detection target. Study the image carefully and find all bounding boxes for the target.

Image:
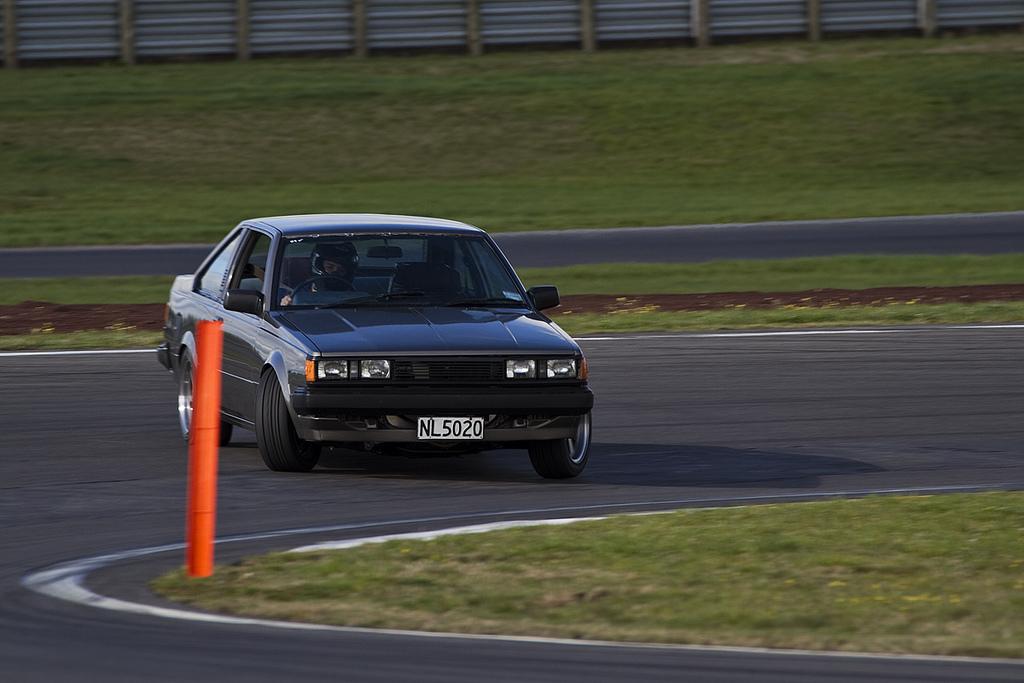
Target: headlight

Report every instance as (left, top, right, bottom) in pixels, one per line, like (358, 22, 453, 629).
(360, 359, 391, 379)
(506, 359, 536, 379)
(546, 359, 576, 379)
(317, 359, 349, 380)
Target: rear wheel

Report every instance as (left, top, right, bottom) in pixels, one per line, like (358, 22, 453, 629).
(177, 353, 194, 440)
(528, 412, 591, 479)
(219, 421, 234, 447)
(255, 371, 320, 472)
(176, 349, 234, 446)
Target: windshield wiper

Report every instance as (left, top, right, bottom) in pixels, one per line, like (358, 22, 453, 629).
(311, 291, 428, 309)
(375, 290, 427, 301)
(443, 297, 527, 308)
(316, 292, 521, 309)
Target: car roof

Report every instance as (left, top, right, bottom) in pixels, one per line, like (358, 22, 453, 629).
(246, 214, 485, 236)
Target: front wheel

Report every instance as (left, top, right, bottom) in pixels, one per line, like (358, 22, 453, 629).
(528, 413, 591, 479)
(255, 372, 321, 472)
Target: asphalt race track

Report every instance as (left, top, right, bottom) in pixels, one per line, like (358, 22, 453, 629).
(3, 327, 1024, 682)
(3, 211, 1023, 277)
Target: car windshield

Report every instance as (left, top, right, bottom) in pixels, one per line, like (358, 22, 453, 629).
(276, 233, 529, 308)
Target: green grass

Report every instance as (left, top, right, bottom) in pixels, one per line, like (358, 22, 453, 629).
(0, 275, 173, 305)
(0, 329, 162, 350)
(2, 253, 1021, 306)
(1, 256, 1021, 349)
(1, 35, 1023, 246)
(520, 254, 1024, 295)
(153, 492, 1024, 657)
(552, 302, 1024, 335)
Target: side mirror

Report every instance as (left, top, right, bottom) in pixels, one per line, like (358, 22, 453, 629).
(527, 285, 560, 311)
(224, 289, 265, 316)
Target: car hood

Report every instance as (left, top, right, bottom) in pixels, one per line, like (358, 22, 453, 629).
(276, 307, 579, 355)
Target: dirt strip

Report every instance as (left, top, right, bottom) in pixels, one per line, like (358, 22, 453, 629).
(3, 284, 1024, 335)
(555, 284, 1024, 315)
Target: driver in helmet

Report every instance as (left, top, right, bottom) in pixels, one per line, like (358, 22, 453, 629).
(281, 241, 358, 305)
(311, 242, 358, 285)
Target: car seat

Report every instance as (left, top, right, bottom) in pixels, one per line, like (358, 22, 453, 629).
(282, 256, 313, 288)
(391, 262, 460, 294)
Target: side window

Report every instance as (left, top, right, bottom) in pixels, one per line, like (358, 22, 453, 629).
(196, 231, 244, 300)
(231, 232, 273, 293)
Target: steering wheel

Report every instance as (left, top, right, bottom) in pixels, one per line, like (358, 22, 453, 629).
(289, 276, 353, 304)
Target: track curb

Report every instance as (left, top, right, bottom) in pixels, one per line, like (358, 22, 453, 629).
(21, 485, 1024, 667)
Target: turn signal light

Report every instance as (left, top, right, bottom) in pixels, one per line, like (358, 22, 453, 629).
(579, 356, 589, 380)
(305, 359, 316, 383)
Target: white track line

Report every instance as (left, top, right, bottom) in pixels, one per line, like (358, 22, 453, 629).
(576, 324, 1024, 341)
(3, 324, 1023, 357)
(0, 348, 155, 358)
(21, 484, 1024, 666)
(290, 516, 610, 553)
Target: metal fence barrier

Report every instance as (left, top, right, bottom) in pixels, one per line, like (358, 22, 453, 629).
(1, 0, 1021, 66)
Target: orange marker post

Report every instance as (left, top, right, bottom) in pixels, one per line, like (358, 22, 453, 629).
(186, 320, 223, 578)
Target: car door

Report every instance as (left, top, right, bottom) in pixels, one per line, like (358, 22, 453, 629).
(190, 228, 247, 416)
(220, 229, 274, 424)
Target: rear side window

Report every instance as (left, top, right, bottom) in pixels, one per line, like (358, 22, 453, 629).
(197, 231, 244, 299)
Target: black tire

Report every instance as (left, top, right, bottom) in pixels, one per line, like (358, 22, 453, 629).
(255, 371, 321, 472)
(219, 421, 234, 446)
(178, 348, 235, 447)
(177, 350, 195, 441)
(528, 412, 592, 479)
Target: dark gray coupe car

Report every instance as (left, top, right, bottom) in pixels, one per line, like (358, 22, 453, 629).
(159, 214, 594, 478)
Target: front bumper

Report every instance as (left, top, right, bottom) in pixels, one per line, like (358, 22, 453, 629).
(291, 385, 593, 444)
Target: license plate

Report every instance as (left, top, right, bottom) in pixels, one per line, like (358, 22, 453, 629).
(416, 417, 485, 440)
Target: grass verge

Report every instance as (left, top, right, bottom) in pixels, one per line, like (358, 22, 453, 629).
(2, 35, 1023, 246)
(0, 330, 162, 351)
(3, 254, 1023, 305)
(152, 492, 1024, 657)
(0, 276, 174, 305)
(551, 302, 1024, 335)
(519, 254, 1024, 295)
(1, 255, 1022, 348)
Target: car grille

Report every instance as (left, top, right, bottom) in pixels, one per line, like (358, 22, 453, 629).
(392, 358, 506, 384)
